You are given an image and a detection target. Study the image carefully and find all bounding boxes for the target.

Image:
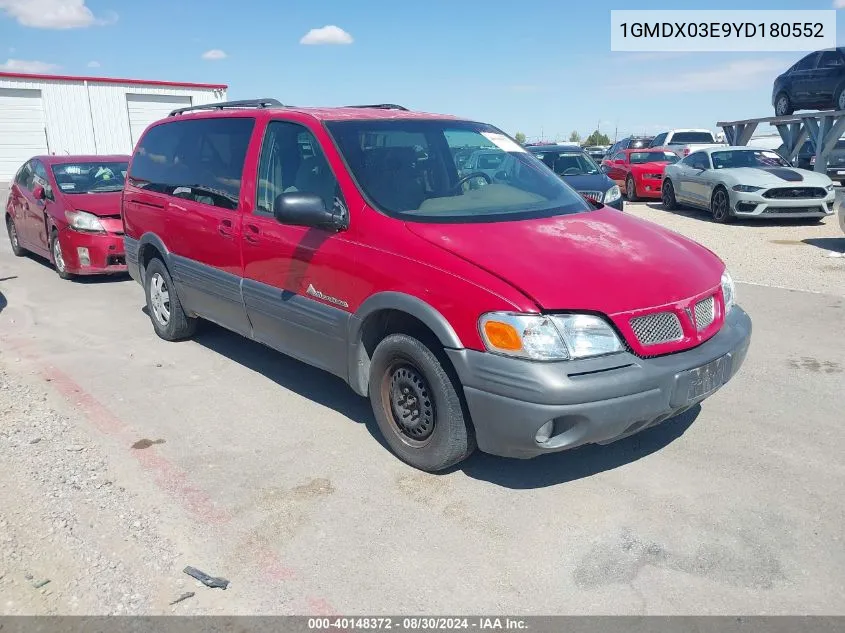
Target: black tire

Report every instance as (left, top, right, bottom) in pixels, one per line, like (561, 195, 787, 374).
(711, 187, 733, 224)
(369, 333, 475, 472)
(775, 92, 793, 117)
(50, 229, 73, 280)
(836, 85, 845, 112)
(661, 178, 677, 210)
(143, 257, 196, 341)
(6, 215, 25, 257)
(626, 175, 639, 202)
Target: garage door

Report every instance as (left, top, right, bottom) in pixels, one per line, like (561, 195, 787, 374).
(127, 94, 193, 150)
(0, 88, 49, 182)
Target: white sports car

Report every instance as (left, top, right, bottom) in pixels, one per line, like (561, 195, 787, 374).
(661, 146, 836, 223)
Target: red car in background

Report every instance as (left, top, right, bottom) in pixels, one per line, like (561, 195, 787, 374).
(602, 147, 680, 201)
(5, 155, 130, 279)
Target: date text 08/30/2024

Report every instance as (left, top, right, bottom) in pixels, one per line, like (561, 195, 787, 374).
(308, 617, 528, 630)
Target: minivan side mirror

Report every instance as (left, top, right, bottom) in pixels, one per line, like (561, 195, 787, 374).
(600, 164, 610, 173)
(32, 184, 46, 201)
(273, 192, 346, 231)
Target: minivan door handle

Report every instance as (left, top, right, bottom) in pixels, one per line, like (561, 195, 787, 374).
(218, 218, 234, 239)
(244, 223, 260, 245)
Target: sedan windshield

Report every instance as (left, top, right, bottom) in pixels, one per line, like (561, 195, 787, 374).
(327, 120, 592, 222)
(711, 150, 789, 169)
(629, 151, 679, 164)
(52, 161, 128, 193)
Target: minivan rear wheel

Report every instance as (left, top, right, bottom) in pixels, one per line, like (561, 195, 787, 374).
(144, 258, 196, 341)
(369, 333, 475, 472)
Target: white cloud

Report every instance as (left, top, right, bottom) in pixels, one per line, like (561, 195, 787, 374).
(86, 60, 100, 68)
(299, 25, 353, 45)
(834, 0, 845, 8)
(0, 58, 59, 73)
(634, 58, 786, 93)
(201, 49, 227, 60)
(0, 0, 114, 29)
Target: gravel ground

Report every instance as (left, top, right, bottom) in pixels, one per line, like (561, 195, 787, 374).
(0, 366, 175, 614)
(623, 198, 845, 297)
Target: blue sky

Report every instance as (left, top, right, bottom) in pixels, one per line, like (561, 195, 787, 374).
(2, 0, 845, 142)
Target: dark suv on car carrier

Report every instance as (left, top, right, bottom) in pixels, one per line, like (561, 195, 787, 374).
(122, 99, 752, 472)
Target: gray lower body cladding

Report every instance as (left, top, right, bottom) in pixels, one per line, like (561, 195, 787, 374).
(447, 307, 752, 458)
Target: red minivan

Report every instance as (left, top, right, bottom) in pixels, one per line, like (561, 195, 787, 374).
(122, 100, 751, 472)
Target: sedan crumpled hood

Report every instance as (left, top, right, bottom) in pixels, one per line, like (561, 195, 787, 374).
(63, 192, 123, 217)
(405, 208, 724, 315)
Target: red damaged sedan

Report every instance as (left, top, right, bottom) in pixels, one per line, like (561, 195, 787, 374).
(5, 155, 130, 279)
(602, 147, 679, 201)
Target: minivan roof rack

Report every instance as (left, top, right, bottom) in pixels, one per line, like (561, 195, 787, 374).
(344, 104, 408, 111)
(169, 98, 285, 116)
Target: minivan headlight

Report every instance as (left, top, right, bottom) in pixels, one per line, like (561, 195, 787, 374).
(721, 270, 736, 312)
(65, 210, 105, 233)
(604, 185, 622, 203)
(479, 312, 624, 361)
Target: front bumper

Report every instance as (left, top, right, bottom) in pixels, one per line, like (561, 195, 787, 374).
(446, 307, 751, 459)
(604, 196, 624, 210)
(58, 227, 127, 275)
(637, 176, 663, 199)
(731, 190, 834, 219)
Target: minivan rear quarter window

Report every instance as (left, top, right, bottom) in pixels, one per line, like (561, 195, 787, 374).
(326, 120, 591, 222)
(129, 117, 255, 210)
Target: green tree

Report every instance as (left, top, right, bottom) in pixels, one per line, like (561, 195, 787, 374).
(568, 130, 581, 143)
(584, 130, 610, 146)
(514, 131, 527, 145)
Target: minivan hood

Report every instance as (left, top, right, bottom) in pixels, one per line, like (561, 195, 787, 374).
(405, 208, 723, 314)
(63, 192, 122, 217)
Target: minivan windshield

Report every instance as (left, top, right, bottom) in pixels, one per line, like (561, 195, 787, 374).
(711, 150, 789, 169)
(51, 161, 129, 193)
(326, 120, 592, 222)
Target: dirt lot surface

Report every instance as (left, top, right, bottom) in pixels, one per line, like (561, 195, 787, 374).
(1, 191, 843, 615)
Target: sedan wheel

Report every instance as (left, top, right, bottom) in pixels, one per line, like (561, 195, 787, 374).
(711, 188, 733, 223)
(7, 216, 25, 257)
(838, 89, 845, 112)
(662, 179, 677, 210)
(626, 175, 639, 202)
(51, 231, 72, 279)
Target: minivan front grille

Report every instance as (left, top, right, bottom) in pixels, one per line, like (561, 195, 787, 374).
(629, 312, 684, 346)
(763, 187, 826, 199)
(694, 296, 715, 331)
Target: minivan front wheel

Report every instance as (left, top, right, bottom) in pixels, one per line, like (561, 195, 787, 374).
(144, 258, 196, 341)
(369, 333, 475, 472)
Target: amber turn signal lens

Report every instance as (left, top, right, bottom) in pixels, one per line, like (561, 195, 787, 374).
(483, 321, 523, 351)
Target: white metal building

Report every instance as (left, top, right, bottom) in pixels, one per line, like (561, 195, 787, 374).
(0, 71, 227, 182)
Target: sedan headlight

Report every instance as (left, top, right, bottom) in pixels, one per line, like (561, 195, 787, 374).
(604, 185, 622, 203)
(479, 312, 624, 361)
(826, 184, 835, 192)
(721, 270, 736, 313)
(643, 173, 662, 180)
(65, 210, 105, 233)
(732, 185, 762, 193)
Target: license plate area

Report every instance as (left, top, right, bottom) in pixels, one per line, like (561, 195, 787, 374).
(672, 354, 731, 407)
